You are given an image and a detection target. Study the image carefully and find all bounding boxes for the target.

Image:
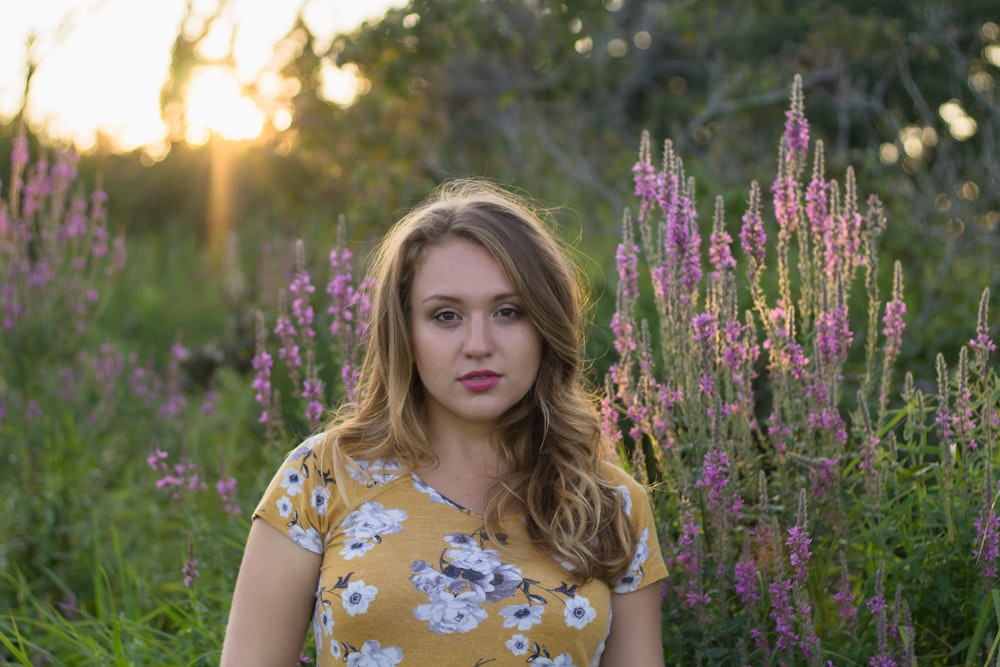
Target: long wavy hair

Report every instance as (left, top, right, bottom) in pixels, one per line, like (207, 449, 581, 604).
(324, 178, 636, 583)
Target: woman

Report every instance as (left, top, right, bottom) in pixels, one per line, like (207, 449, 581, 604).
(222, 180, 667, 666)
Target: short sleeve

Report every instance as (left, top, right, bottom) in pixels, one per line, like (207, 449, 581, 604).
(253, 433, 342, 555)
(601, 462, 669, 594)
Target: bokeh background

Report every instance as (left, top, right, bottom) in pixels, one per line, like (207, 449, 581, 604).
(3, 0, 997, 368)
(1, 0, 999, 663)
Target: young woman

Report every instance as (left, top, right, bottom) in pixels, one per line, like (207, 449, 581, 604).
(221, 180, 667, 666)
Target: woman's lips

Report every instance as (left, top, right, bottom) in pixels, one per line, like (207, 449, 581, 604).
(459, 371, 501, 392)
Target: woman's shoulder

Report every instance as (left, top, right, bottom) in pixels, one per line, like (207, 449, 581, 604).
(281, 431, 329, 461)
(597, 459, 655, 516)
(279, 433, 408, 485)
(597, 458, 646, 490)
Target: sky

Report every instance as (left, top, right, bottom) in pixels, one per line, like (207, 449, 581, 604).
(0, 0, 407, 152)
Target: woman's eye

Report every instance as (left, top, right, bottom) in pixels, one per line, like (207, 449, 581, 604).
(433, 310, 460, 323)
(496, 306, 521, 319)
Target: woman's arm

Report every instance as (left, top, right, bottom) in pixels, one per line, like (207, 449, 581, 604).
(221, 520, 322, 666)
(600, 583, 665, 667)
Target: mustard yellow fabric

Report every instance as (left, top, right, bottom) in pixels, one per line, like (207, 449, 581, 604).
(254, 433, 667, 666)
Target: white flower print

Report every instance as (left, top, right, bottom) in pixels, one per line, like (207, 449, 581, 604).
(331, 641, 342, 659)
(535, 654, 576, 666)
(441, 540, 522, 602)
(590, 639, 606, 667)
(445, 544, 503, 579)
(318, 606, 334, 635)
(345, 639, 403, 667)
(500, 603, 544, 630)
(342, 501, 407, 540)
(288, 524, 323, 553)
(555, 557, 577, 572)
(276, 495, 293, 518)
(342, 580, 378, 617)
(414, 589, 488, 634)
(563, 595, 596, 630)
(410, 561, 449, 594)
(613, 527, 651, 594)
(312, 600, 332, 653)
(413, 475, 463, 509)
(632, 528, 651, 566)
(616, 484, 633, 516)
(444, 532, 476, 548)
(311, 485, 332, 516)
(505, 634, 530, 656)
(613, 570, 639, 594)
(348, 458, 404, 487)
(340, 538, 375, 560)
(481, 561, 523, 601)
(281, 467, 305, 496)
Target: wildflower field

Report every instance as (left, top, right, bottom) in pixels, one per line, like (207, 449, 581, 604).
(2, 75, 999, 666)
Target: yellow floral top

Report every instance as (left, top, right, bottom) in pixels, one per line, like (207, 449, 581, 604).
(253, 433, 667, 667)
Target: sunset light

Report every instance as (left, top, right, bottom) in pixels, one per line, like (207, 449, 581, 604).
(0, 0, 407, 154)
(184, 66, 265, 144)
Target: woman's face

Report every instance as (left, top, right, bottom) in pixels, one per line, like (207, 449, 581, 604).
(408, 238, 543, 437)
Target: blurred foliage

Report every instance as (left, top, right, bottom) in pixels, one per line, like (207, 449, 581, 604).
(4, 0, 996, 387)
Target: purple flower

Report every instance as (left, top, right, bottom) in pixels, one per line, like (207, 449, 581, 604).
(58, 593, 77, 620)
(217, 476, 242, 516)
(954, 349, 978, 449)
(616, 223, 640, 302)
(665, 181, 702, 297)
(251, 312, 274, 419)
(672, 504, 709, 612)
(52, 147, 78, 185)
(327, 245, 357, 336)
(866, 594, 887, 616)
(971, 331, 998, 354)
(783, 74, 810, 176)
(833, 551, 857, 625)
(772, 175, 799, 239)
(816, 304, 851, 368)
(274, 293, 302, 371)
(303, 348, 326, 428)
(599, 392, 623, 446)
(974, 504, 1000, 580)
(970, 288, 996, 355)
(786, 525, 812, 585)
(694, 448, 733, 516)
(632, 131, 658, 220)
(147, 447, 168, 472)
(708, 196, 736, 277)
(769, 577, 798, 652)
(12, 132, 29, 171)
(805, 148, 830, 239)
(740, 181, 766, 272)
(734, 558, 760, 605)
(201, 388, 219, 415)
(882, 264, 906, 354)
(786, 491, 812, 586)
(692, 313, 717, 342)
(183, 555, 199, 588)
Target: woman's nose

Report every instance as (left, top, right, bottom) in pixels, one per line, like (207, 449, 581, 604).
(463, 316, 494, 357)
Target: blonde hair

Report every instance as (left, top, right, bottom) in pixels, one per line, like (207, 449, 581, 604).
(324, 178, 636, 583)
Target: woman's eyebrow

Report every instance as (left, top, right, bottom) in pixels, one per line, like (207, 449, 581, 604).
(420, 292, 520, 304)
